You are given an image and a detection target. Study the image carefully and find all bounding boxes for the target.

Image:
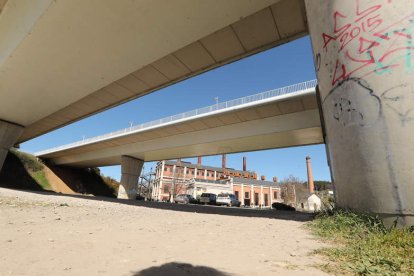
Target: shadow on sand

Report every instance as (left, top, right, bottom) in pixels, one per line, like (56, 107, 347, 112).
(132, 262, 229, 276)
(6, 188, 315, 222)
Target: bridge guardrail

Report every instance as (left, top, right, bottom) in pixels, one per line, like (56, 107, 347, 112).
(35, 79, 317, 156)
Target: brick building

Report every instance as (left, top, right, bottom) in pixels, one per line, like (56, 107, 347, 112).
(151, 156, 281, 207)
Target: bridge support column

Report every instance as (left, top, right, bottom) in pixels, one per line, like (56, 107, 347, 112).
(118, 156, 143, 199)
(305, 1, 414, 225)
(0, 120, 24, 173)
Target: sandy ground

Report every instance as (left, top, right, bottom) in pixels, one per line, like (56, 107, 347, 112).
(0, 188, 329, 276)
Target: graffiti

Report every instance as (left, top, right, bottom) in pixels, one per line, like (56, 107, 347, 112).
(321, 0, 414, 86)
(315, 53, 321, 71)
(333, 98, 364, 126)
(326, 78, 381, 127)
(381, 84, 414, 126)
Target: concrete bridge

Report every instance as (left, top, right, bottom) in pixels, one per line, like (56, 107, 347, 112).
(1, 0, 413, 225)
(35, 80, 322, 198)
(35, 80, 321, 167)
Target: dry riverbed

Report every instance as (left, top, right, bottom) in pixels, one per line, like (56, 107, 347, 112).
(0, 188, 329, 275)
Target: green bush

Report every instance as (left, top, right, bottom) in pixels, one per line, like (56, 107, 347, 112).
(32, 170, 51, 190)
(10, 149, 44, 172)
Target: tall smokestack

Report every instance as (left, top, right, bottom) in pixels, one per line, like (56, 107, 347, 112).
(222, 154, 226, 169)
(261, 175, 266, 181)
(306, 156, 315, 194)
(197, 156, 202, 166)
(243, 156, 247, 171)
(273, 176, 278, 183)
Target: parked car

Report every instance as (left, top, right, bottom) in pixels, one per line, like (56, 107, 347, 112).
(199, 193, 217, 205)
(216, 193, 241, 207)
(174, 194, 197, 204)
(272, 202, 296, 211)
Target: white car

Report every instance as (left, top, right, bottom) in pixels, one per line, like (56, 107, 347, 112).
(216, 193, 241, 207)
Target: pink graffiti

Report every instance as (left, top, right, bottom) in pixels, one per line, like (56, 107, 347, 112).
(321, 0, 414, 86)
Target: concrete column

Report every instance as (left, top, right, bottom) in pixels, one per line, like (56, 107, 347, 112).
(250, 185, 254, 206)
(241, 184, 245, 206)
(0, 120, 24, 173)
(269, 186, 272, 206)
(170, 164, 176, 202)
(306, 156, 315, 194)
(204, 169, 207, 180)
(151, 181, 157, 200)
(260, 185, 264, 208)
(158, 179, 163, 201)
(214, 170, 217, 181)
(305, 1, 414, 225)
(117, 156, 144, 199)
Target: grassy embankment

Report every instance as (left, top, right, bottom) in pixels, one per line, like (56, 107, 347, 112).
(0, 149, 119, 197)
(14, 149, 52, 190)
(308, 210, 414, 275)
(0, 149, 52, 190)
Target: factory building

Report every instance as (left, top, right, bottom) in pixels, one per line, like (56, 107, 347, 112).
(151, 155, 281, 207)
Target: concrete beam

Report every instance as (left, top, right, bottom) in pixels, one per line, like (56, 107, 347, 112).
(118, 155, 143, 200)
(0, 120, 24, 172)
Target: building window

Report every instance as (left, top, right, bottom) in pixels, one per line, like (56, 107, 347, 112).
(164, 167, 167, 171)
(245, 192, 249, 199)
(274, 191, 278, 198)
(254, 193, 259, 204)
(163, 186, 169, 193)
(235, 191, 239, 200)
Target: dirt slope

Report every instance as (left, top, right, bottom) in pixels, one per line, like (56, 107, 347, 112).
(0, 149, 118, 197)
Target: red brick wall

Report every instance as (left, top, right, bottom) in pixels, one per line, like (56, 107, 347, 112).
(233, 185, 241, 200)
(253, 187, 261, 205)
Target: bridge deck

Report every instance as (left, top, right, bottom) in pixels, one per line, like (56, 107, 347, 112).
(36, 81, 323, 167)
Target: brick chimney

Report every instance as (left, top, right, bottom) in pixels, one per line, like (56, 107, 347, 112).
(197, 156, 202, 166)
(222, 154, 226, 169)
(306, 156, 315, 194)
(243, 156, 247, 171)
(261, 175, 266, 181)
(273, 176, 278, 183)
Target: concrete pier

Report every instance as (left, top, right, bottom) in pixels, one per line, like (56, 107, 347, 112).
(118, 156, 144, 199)
(305, 0, 414, 225)
(0, 120, 24, 173)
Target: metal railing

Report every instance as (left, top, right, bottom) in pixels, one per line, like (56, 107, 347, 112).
(35, 79, 317, 156)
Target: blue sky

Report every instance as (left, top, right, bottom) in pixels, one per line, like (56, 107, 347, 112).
(21, 36, 331, 182)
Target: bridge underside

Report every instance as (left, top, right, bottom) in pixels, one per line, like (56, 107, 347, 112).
(0, 0, 308, 143)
